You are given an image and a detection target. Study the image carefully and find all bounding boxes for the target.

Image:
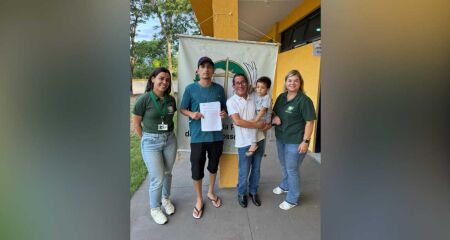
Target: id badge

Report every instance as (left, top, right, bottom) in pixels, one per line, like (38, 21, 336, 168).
(158, 122, 168, 131)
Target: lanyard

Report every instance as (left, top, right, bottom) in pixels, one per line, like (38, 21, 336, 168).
(149, 91, 167, 121)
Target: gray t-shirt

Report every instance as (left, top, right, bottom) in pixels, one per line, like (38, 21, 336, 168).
(252, 92, 272, 123)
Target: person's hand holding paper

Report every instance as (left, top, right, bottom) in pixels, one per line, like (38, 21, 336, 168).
(199, 101, 222, 131)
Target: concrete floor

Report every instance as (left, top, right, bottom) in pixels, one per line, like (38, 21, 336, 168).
(130, 134, 320, 240)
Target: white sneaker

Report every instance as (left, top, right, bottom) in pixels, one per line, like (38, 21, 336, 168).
(279, 201, 297, 210)
(273, 186, 288, 195)
(150, 208, 168, 225)
(161, 198, 175, 215)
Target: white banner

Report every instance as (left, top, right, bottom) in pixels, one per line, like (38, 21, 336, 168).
(177, 35, 279, 153)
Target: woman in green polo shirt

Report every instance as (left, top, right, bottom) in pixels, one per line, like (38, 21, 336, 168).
(272, 69, 317, 210)
(132, 67, 177, 225)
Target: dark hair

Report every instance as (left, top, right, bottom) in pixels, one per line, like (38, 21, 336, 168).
(232, 73, 248, 85)
(284, 69, 304, 93)
(256, 76, 272, 89)
(145, 67, 172, 94)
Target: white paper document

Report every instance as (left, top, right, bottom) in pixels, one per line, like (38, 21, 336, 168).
(199, 101, 222, 131)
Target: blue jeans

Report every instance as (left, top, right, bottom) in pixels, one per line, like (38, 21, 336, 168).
(237, 139, 266, 196)
(276, 140, 307, 205)
(141, 132, 177, 209)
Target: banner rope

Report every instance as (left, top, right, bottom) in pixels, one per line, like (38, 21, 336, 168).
(195, 13, 279, 44)
(197, 15, 214, 26)
(238, 18, 279, 44)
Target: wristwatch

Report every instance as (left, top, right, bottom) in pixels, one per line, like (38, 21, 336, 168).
(303, 139, 310, 144)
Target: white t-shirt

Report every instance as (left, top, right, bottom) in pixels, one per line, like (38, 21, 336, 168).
(226, 94, 265, 148)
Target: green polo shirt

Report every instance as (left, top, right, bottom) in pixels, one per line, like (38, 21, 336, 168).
(273, 92, 316, 144)
(132, 92, 177, 133)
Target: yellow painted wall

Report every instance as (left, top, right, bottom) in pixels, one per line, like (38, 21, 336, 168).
(212, 0, 239, 188)
(274, 44, 321, 151)
(259, 0, 321, 151)
(218, 154, 238, 188)
(212, 0, 238, 39)
(190, 0, 214, 36)
(191, 0, 239, 39)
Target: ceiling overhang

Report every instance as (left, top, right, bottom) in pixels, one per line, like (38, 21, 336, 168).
(190, 0, 304, 41)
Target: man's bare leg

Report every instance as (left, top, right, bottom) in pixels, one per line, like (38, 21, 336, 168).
(193, 180, 203, 217)
(207, 173, 222, 207)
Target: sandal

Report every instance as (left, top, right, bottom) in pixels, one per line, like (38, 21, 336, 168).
(207, 195, 222, 208)
(192, 204, 204, 219)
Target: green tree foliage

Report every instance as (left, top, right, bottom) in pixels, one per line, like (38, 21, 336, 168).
(130, 0, 151, 90)
(132, 40, 166, 78)
(147, 0, 200, 74)
(130, 0, 199, 81)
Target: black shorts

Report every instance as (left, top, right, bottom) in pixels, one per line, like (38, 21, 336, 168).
(190, 141, 224, 180)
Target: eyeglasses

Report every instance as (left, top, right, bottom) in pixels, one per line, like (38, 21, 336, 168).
(234, 81, 248, 86)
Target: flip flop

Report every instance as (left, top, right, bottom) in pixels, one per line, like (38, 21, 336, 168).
(192, 204, 204, 219)
(208, 196, 222, 208)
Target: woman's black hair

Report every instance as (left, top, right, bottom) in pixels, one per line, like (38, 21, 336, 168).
(145, 67, 172, 94)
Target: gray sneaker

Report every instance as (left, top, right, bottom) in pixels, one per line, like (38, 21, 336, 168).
(279, 201, 297, 210)
(150, 207, 168, 225)
(273, 186, 288, 195)
(161, 198, 175, 215)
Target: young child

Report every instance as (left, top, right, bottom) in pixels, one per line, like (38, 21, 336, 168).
(247, 76, 272, 156)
